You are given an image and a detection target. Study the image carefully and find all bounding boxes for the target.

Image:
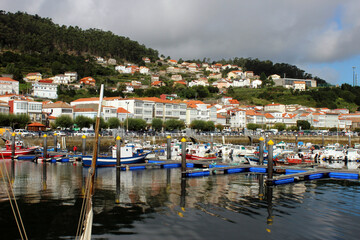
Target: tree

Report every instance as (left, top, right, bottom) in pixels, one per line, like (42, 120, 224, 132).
(247, 123, 260, 131)
(296, 120, 311, 130)
(190, 120, 206, 131)
(107, 117, 121, 129)
(151, 118, 163, 131)
(215, 124, 224, 132)
(75, 116, 93, 129)
(55, 115, 73, 129)
(204, 121, 215, 131)
(164, 119, 185, 131)
(127, 118, 147, 131)
(273, 123, 286, 131)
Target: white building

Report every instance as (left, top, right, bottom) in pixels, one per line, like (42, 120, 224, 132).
(32, 82, 58, 99)
(264, 103, 286, 113)
(0, 77, 19, 95)
(65, 72, 78, 82)
(230, 110, 246, 129)
(43, 101, 73, 118)
(251, 80, 262, 88)
(9, 99, 42, 122)
(52, 74, 71, 85)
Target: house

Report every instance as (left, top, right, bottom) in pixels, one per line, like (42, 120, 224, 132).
(151, 81, 165, 88)
(117, 107, 132, 121)
(208, 73, 222, 79)
(245, 71, 254, 78)
(27, 122, 46, 131)
(139, 66, 150, 75)
(80, 77, 96, 86)
(43, 101, 73, 118)
(0, 77, 19, 95)
(151, 75, 160, 82)
(174, 80, 187, 86)
(293, 81, 306, 91)
(53, 74, 71, 85)
(168, 59, 178, 65)
(142, 57, 151, 63)
(229, 109, 246, 129)
(0, 100, 10, 114)
(107, 58, 117, 65)
(8, 99, 42, 122)
(171, 75, 182, 81)
(32, 82, 58, 99)
(212, 79, 230, 89)
(24, 72, 42, 82)
(216, 114, 227, 126)
(227, 71, 243, 79)
(64, 72, 78, 82)
(264, 103, 286, 113)
(251, 80, 262, 88)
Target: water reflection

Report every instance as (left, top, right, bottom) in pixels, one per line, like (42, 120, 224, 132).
(0, 161, 359, 240)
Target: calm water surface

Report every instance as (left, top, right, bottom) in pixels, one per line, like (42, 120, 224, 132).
(0, 160, 359, 240)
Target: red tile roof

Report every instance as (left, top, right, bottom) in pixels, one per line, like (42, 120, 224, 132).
(117, 107, 130, 113)
(0, 77, 17, 82)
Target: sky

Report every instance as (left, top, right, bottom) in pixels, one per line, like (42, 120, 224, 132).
(1, 0, 360, 85)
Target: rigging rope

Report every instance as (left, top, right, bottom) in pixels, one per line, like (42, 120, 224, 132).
(0, 151, 28, 240)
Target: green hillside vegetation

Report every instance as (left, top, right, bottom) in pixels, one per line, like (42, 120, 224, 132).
(0, 11, 158, 63)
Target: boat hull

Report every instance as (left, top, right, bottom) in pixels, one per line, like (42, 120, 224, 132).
(82, 153, 149, 167)
(0, 149, 36, 157)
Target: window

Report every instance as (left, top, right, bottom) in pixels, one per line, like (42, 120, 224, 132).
(156, 111, 163, 115)
(135, 109, 142, 114)
(135, 102, 143, 107)
(62, 109, 72, 113)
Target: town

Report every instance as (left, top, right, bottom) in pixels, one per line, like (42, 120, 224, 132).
(0, 56, 358, 133)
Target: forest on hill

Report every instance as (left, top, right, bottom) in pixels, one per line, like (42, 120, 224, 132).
(0, 11, 159, 63)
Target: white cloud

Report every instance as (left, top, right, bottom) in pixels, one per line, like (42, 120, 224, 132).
(1, 0, 360, 66)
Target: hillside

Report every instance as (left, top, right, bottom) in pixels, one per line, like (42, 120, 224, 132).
(0, 10, 158, 63)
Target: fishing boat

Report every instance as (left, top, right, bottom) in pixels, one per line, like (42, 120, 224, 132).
(0, 139, 38, 157)
(82, 145, 151, 167)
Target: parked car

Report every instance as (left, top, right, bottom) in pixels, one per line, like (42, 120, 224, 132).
(53, 130, 66, 136)
(14, 129, 32, 137)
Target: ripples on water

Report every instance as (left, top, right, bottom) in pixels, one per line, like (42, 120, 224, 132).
(0, 160, 359, 239)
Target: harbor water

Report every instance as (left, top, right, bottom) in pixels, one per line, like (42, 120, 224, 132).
(0, 160, 360, 239)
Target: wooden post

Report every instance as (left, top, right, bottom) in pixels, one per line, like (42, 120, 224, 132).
(267, 140, 274, 181)
(166, 135, 171, 160)
(54, 133, 58, 152)
(82, 135, 86, 156)
(43, 134, 48, 161)
(259, 136, 264, 165)
(210, 133, 214, 151)
(295, 134, 298, 153)
(97, 134, 101, 155)
(348, 133, 351, 148)
(116, 136, 121, 167)
(181, 138, 187, 179)
(11, 132, 15, 161)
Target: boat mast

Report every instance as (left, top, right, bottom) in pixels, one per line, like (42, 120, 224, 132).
(90, 84, 104, 194)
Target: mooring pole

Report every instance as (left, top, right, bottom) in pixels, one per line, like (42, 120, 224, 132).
(43, 134, 48, 161)
(259, 136, 264, 165)
(54, 133, 58, 152)
(181, 138, 187, 179)
(259, 174, 264, 200)
(11, 132, 15, 161)
(267, 140, 274, 181)
(82, 135, 86, 156)
(116, 136, 121, 167)
(295, 134, 298, 153)
(210, 133, 214, 151)
(97, 134, 101, 156)
(166, 135, 171, 160)
(322, 133, 325, 147)
(348, 133, 351, 148)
